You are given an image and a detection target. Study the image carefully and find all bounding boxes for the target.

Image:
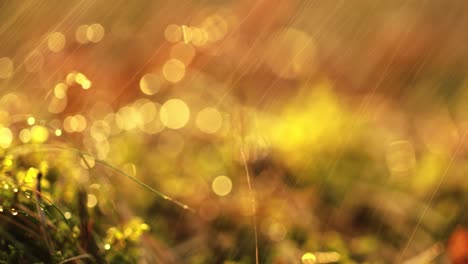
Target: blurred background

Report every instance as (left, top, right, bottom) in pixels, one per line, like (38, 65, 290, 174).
(1, 0, 468, 263)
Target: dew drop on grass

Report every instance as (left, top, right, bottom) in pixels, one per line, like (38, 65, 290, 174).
(11, 208, 18, 216)
(64, 212, 72, 219)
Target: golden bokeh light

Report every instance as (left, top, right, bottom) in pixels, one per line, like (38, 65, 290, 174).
(261, 219, 287, 242)
(160, 98, 190, 129)
(27, 116, 36, 126)
(195, 107, 222, 134)
(87, 23, 105, 43)
(30, 125, 49, 143)
(54, 83, 68, 99)
(264, 27, 316, 79)
(47, 32, 66, 52)
(188, 27, 208, 47)
(139, 73, 163, 95)
(82, 80, 91, 89)
(211, 175, 232, 196)
(75, 25, 89, 44)
(201, 15, 228, 42)
(162, 59, 185, 83)
(116, 106, 141, 131)
(90, 120, 111, 142)
(0, 127, 13, 148)
(301, 253, 316, 264)
(64, 115, 87, 133)
(87, 194, 98, 208)
(48, 96, 67, 114)
(75, 72, 92, 89)
(66, 71, 77, 85)
(170, 42, 196, 65)
(164, 24, 182, 43)
(19, 129, 31, 143)
(0, 57, 14, 79)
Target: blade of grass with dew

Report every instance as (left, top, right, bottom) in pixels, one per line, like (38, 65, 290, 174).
(6, 143, 195, 212)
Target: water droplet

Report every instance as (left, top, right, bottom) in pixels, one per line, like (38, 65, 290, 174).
(0, 206, 3, 212)
(64, 212, 72, 219)
(11, 208, 18, 216)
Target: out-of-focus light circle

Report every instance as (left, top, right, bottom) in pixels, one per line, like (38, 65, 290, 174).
(301, 252, 316, 264)
(76, 25, 89, 44)
(19, 129, 31, 143)
(48, 96, 67, 114)
(201, 15, 228, 42)
(55, 129, 62, 136)
(64, 212, 72, 219)
(196, 107, 222, 134)
(87, 23, 105, 43)
(47, 32, 66, 52)
(90, 120, 111, 142)
(115, 106, 141, 131)
(54, 83, 67, 98)
(160, 99, 190, 129)
(189, 27, 208, 46)
(170, 42, 196, 65)
(140, 73, 163, 95)
(64, 115, 87, 133)
(211, 175, 232, 196)
(66, 71, 77, 85)
(162, 59, 185, 83)
(27, 117, 36, 126)
(264, 27, 316, 79)
(138, 101, 158, 125)
(30, 125, 49, 143)
(87, 194, 97, 208)
(24, 51, 44, 72)
(72, 115, 87, 132)
(0, 127, 13, 148)
(81, 79, 91, 89)
(164, 24, 182, 43)
(0, 57, 14, 79)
